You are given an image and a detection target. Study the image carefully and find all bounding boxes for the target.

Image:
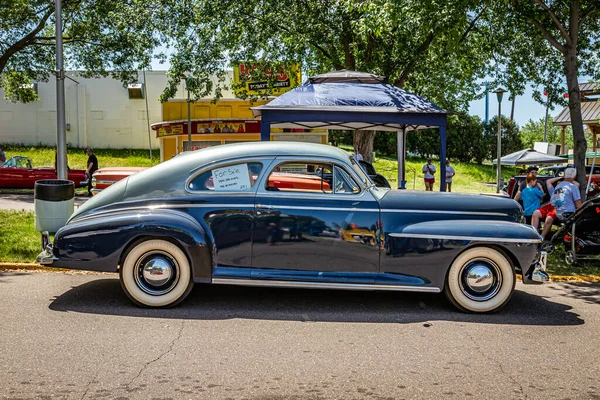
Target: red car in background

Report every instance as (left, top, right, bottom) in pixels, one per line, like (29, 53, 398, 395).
(0, 156, 87, 189)
(506, 165, 600, 200)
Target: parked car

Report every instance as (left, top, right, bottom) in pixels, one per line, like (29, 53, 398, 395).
(506, 165, 600, 200)
(0, 156, 87, 189)
(37, 142, 546, 313)
(91, 167, 147, 195)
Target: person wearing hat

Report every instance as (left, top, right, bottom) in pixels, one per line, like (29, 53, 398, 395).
(85, 148, 98, 196)
(514, 166, 542, 202)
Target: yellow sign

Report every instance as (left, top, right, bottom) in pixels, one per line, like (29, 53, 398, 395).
(157, 124, 183, 137)
(233, 63, 301, 96)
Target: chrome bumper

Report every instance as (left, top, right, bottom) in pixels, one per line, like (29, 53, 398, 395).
(522, 251, 549, 284)
(36, 231, 56, 265)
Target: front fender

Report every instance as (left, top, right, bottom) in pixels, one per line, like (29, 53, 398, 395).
(382, 220, 543, 288)
(51, 209, 213, 282)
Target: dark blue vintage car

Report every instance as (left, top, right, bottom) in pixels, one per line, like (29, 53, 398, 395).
(37, 142, 548, 312)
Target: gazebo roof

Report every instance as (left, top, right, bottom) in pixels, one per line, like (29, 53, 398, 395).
(554, 82, 600, 126)
(252, 70, 448, 132)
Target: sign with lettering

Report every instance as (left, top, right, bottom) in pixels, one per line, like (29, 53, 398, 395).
(211, 163, 252, 191)
(233, 63, 301, 96)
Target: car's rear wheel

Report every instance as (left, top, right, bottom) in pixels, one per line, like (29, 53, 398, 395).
(120, 239, 194, 308)
(444, 247, 515, 313)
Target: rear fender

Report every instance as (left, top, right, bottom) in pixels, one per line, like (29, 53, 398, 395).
(52, 209, 213, 282)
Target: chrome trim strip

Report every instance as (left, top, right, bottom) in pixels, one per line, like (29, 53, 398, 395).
(92, 179, 117, 185)
(255, 204, 379, 212)
(211, 278, 441, 293)
(389, 233, 542, 244)
(381, 209, 508, 217)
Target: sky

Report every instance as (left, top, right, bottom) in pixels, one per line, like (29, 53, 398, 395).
(468, 85, 556, 128)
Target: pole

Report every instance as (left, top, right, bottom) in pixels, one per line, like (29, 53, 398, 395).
(496, 101, 502, 193)
(543, 101, 549, 142)
(484, 87, 489, 125)
(187, 86, 191, 152)
(55, 0, 67, 180)
(143, 68, 153, 165)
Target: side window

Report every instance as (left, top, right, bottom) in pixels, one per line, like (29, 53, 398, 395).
(188, 162, 263, 192)
(334, 166, 360, 194)
(267, 162, 333, 193)
(266, 162, 360, 194)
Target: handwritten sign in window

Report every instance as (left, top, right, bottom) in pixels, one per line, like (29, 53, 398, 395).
(211, 163, 252, 191)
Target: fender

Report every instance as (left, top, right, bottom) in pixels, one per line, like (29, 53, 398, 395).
(382, 220, 543, 288)
(51, 209, 214, 282)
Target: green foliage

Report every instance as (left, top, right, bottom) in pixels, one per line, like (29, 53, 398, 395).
(519, 117, 572, 149)
(0, 0, 163, 103)
(161, 0, 492, 113)
(482, 116, 523, 161)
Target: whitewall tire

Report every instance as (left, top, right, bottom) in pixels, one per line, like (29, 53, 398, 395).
(120, 239, 194, 307)
(444, 247, 515, 313)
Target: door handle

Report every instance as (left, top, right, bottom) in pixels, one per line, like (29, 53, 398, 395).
(256, 204, 274, 210)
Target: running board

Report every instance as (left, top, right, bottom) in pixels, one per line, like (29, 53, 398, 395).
(211, 278, 441, 293)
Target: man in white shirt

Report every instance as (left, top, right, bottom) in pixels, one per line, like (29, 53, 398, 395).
(422, 158, 436, 191)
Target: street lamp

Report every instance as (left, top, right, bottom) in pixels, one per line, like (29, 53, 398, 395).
(495, 88, 507, 193)
(185, 75, 193, 152)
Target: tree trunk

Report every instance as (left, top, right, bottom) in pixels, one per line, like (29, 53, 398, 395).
(564, 48, 587, 200)
(353, 130, 376, 163)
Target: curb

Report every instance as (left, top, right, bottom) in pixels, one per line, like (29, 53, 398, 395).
(2, 263, 600, 282)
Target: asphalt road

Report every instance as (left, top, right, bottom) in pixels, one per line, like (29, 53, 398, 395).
(1, 271, 599, 399)
(0, 192, 90, 211)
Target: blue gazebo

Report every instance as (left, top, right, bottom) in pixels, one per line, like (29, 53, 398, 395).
(251, 70, 450, 191)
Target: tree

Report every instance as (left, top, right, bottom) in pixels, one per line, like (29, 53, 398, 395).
(483, 116, 523, 161)
(0, 0, 164, 103)
(161, 0, 496, 163)
(486, 1, 600, 198)
(519, 117, 572, 148)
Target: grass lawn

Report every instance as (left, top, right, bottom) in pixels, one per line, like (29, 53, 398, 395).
(2, 144, 159, 170)
(0, 210, 46, 263)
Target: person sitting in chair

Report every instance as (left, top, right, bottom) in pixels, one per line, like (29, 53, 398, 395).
(531, 167, 582, 239)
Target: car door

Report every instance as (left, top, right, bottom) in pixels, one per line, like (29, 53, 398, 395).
(185, 158, 273, 269)
(252, 157, 380, 283)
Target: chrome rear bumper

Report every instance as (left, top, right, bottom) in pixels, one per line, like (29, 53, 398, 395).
(36, 231, 56, 265)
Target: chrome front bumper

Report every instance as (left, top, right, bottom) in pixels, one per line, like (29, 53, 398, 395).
(36, 231, 56, 265)
(522, 251, 549, 284)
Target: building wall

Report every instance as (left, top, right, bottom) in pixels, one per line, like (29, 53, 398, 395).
(0, 71, 237, 149)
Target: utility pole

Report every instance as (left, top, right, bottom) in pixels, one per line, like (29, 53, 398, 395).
(55, 0, 67, 179)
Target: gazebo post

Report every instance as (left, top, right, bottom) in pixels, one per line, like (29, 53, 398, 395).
(439, 123, 447, 192)
(397, 127, 406, 189)
(260, 115, 271, 141)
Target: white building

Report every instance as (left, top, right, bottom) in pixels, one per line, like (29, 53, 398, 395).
(0, 70, 233, 150)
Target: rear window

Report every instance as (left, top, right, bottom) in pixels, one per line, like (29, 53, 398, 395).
(188, 162, 263, 192)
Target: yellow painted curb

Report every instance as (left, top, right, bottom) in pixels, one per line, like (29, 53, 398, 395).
(1, 264, 599, 282)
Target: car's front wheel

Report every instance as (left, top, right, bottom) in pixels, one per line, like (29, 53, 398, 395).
(120, 239, 194, 308)
(444, 247, 515, 313)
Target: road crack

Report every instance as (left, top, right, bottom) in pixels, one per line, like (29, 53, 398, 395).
(462, 328, 527, 399)
(126, 320, 186, 390)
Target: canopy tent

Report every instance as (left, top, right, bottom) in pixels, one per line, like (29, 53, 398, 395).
(492, 149, 567, 166)
(251, 70, 450, 190)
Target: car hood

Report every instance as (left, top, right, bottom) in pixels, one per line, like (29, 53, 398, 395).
(379, 190, 523, 222)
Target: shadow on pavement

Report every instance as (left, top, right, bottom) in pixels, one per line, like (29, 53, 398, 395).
(549, 281, 600, 305)
(48, 277, 585, 326)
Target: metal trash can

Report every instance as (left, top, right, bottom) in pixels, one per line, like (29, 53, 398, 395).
(34, 179, 75, 233)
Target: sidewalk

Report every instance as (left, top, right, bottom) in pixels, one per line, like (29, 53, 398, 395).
(0, 192, 90, 212)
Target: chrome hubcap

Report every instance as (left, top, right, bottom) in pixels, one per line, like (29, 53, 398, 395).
(134, 251, 179, 296)
(459, 258, 502, 301)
